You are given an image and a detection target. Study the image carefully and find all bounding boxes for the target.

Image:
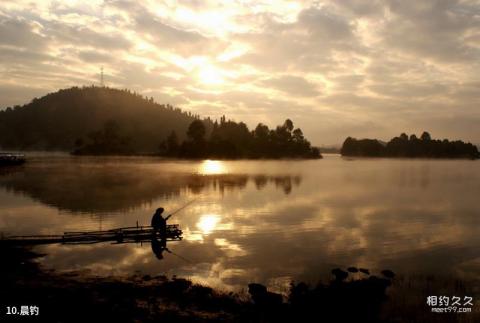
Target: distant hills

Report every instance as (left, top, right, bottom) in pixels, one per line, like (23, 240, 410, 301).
(0, 86, 320, 159)
(341, 132, 480, 159)
(0, 86, 208, 152)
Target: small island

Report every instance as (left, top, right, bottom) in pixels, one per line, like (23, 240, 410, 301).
(74, 117, 321, 159)
(341, 132, 480, 159)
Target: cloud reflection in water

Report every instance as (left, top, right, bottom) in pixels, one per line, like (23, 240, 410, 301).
(1, 156, 480, 291)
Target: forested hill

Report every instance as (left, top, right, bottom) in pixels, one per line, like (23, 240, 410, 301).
(0, 86, 209, 152)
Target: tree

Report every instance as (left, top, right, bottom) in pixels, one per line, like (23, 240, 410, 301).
(284, 119, 294, 132)
(73, 120, 132, 155)
(421, 131, 431, 141)
(254, 123, 269, 139)
(187, 120, 206, 143)
(166, 131, 179, 154)
(292, 128, 304, 142)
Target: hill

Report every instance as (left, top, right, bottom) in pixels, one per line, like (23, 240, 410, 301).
(0, 86, 208, 152)
(341, 132, 480, 159)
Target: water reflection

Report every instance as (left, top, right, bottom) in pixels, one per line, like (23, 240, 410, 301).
(0, 158, 302, 214)
(197, 214, 220, 235)
(199, 160, 226, 175)
(150, 237, 168, 260)
(0, 156, 479, 291)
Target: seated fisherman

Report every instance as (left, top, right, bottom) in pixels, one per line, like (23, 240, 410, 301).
(151, 207, 171, 237)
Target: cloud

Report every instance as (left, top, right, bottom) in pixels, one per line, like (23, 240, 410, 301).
(260, 75, 321, 97)
(0, 0, 479, 144)
(381, 0, 480, 63)
(77, 50, 116, 63)
(0, 17, 48, 50)
(46, 21, 132, 50)
(233, 6, 361, 72)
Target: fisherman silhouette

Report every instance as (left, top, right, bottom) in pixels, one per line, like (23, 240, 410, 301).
(151, 207, 170, 238)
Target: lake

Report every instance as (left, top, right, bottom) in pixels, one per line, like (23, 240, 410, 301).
(1, 154, 479, 291)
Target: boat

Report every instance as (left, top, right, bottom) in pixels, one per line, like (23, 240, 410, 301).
(0, 224, 183, 246)
(0, 153, 26, 166)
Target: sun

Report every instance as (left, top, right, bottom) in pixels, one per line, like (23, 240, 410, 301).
(197, 66, 224, 85)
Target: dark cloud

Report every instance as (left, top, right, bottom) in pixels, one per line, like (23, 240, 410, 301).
(329, 0, 385, 17)
(381, 0, 480, 62)
(77, 50, 116, 63)
(260, 75, 320, 97)
(368, 82, 450, 99)
(46, 22, 132, 50)
(0, 47, 51, 63)
(0, 17, 48, 50)
(233, 6, 361, 73)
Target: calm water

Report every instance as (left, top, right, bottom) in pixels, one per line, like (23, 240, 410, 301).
(1, 154, 479, 290)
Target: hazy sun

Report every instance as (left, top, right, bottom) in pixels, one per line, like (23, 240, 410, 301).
(197, 66, 224, 85)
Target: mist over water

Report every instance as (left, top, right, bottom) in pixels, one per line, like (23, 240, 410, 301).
(1, 154, 479, 290)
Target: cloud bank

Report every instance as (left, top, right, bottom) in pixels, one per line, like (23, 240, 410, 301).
(1, 0, 479, 145)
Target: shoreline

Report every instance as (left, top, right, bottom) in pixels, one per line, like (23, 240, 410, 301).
(2, 246, 478, 322)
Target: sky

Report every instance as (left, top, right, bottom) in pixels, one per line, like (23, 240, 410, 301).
(0, 0, 479, 146)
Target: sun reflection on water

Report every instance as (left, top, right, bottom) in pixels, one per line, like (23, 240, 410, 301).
(197, 214, 220, 234)
(199, 160, 226, 175)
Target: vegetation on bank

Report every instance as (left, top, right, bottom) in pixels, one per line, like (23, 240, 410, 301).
(1, 246, 393, 322)
(156, 117, 321, 159)
(4, 245, 477, 322)
(73, 117, 320, 159)
(0, 86, 319, 159)
(341, 132, 480, 159)
(0, 86, 206, 152)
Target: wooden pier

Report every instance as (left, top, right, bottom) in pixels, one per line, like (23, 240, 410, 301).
(1, 224, 182, 246)
(0, 153, 26, 166)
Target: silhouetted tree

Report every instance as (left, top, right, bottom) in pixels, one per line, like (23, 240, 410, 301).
(178, 120, 208, 158)
(284, 119, 294, 132)
(421, 131, 431, 141)
(292, 128, 304, 142)
(341, 138, 384, 157)
(254, 123, 269, 139)
(72, 120, 132, 155)
(187, 120, 206, 143)
(166, 131, 179, 153)
(342, 132, 479, 159)
(159, 131, 180, 156)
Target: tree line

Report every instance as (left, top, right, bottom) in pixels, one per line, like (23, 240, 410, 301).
(341, 132, 480, 159)
(158, 117, 321, 159)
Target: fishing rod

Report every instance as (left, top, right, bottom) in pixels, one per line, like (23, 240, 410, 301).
(165, 198, 197, 220)
(166, 248, 193, 264)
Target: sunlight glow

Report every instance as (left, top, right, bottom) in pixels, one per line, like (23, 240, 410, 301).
(197, 214, 220, 234)
(199, 160, 226, 175)
(197, 66, 225, 85)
